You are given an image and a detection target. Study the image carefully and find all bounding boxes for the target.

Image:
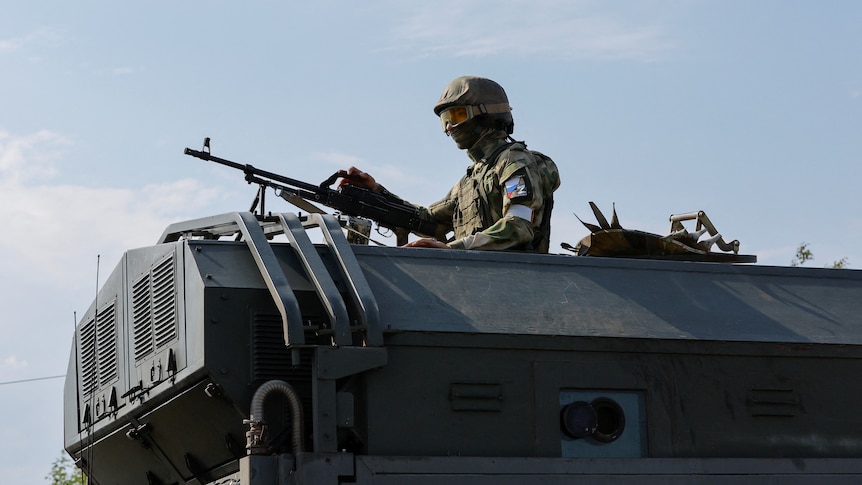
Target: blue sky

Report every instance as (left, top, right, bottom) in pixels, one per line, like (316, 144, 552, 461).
(2, 1, 861, 482)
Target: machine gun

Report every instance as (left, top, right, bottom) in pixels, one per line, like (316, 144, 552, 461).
(184, 138, 442, 245)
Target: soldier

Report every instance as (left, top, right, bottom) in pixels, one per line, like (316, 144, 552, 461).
(339, 76, 560, 252)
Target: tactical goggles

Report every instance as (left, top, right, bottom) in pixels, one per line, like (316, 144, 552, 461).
(439, 106, 475, 131)
(439, 103, 511, 132)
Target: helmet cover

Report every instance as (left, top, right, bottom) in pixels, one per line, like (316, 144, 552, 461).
(434, 76, 513, 134)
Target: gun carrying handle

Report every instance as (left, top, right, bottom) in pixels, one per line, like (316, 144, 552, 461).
(320, 171, 341, 188)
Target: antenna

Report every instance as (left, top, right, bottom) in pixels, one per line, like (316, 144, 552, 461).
(71, 310, 84, 481)
(71, 310, 88, 484)
(72, 309, 81, 438)
(83, 255, 101, 481)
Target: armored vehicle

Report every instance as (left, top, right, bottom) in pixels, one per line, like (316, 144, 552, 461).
(63, 205, 862, 484)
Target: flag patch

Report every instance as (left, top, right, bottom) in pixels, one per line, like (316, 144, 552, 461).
(505, 175, 528, 199)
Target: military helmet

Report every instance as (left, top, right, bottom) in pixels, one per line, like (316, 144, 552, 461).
(434, 76, 514, 134)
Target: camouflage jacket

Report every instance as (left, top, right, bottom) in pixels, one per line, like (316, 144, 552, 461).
(419, 135, 561, 252)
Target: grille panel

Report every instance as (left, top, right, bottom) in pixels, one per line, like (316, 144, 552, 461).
(251, 313, 290, 380)
(78, 299, 118, 395)
(131, 253, 178, 362)
(251, 311, 313, 452)
(152, 255, 177, 349)
(132, 274, 153, 361)
(96, 301, 118, 385)
(79, 317, 97, 394)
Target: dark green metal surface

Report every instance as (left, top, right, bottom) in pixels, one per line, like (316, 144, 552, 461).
(63, 212, 862, 484)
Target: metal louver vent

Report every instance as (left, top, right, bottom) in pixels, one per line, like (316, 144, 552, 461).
(132, 274, 153, 361)
(251, 312, 312, 382)
(251, 312, 313, 439)
(79, 317, 97, 394)
(151, 255, 177, 349)
(79, 299, 118, 395)
(96, 301, 118, 385)
(131, 253, 177, 362)
(251, 313, 288, 381)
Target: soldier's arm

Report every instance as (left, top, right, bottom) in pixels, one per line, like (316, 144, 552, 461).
(450, 159, 546, 251)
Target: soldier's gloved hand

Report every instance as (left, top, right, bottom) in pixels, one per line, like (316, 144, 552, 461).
(403, 238, 450, 249)
(337, 167, 379, 191)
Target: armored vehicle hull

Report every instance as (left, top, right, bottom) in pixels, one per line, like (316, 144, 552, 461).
(64, 212, 862, 484)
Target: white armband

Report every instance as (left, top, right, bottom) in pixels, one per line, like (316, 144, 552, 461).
(505, 204, 533, 222)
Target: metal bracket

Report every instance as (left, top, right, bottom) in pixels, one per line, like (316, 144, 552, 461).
(306, 213, 383, 346)
(668, 210, 740, 254)
(157, 211, 384, 347)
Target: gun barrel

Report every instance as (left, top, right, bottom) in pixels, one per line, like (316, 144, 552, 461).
(184, 147, 320, 193)
(184, 147, 247, 171)
(184, 142, 443, 240)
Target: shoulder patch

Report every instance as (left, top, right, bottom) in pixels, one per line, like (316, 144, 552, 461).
(504, 168, 532, 202)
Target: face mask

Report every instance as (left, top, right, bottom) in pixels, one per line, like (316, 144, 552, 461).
(448, 118, 485, 150)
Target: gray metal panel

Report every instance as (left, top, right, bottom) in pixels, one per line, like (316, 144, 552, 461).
(232, 454, 862, 484)
(235, 212, 306, 346)
(125, 243, 188, 405)
(160, 212, 307, 346)
(65, 213, 862, 483)
(277, 212, 351, 346)
(350, 247, 862, 344)
(351, 456, 862, 485)
(306, 213, 383, 346)
(65, 251, 128, 450)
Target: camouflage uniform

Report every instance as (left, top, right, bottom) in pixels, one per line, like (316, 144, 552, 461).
(421, 135, 560, 252)
(381, 76, 560, 252)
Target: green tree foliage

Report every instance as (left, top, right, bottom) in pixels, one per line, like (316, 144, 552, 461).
(791, 242, 849, 269)
(790, 242, 813, 267)
(46, 453, 86, 485)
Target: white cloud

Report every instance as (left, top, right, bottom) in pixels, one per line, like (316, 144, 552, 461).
(0, 131, 222, 282)
(0, 179, 220, 280)
(387, 0, 674, 62)
(0, 129, 68, 182)
(0, 27, 63, 55)
(309, 152, 437, 199)
(96, 66, 143, 76)
(312, 151, 364, 168)
(0, 37, 25, 53)
(2, 355, 28, 370)
(110, 66, 138, 76)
